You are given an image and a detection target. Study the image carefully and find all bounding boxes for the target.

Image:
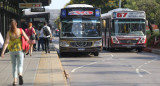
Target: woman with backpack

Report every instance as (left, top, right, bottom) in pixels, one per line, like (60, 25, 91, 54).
(25, 22, 36, 56)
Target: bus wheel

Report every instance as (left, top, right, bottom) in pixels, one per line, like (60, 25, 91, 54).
(137, 48, 142, 52)
(103, 47, 106, 50)
(59, 52, 64, 57)
(109, 48, 115, 52)
(94, 52, 99, 56)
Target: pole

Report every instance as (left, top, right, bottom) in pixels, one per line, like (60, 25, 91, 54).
(119, 0, 121, 8)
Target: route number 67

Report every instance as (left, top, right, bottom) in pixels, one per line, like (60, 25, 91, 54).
(117, 13, 127, 17)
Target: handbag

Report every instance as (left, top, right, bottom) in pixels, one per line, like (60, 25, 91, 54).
(30, 28, 36, 40)
(20, 28, 30, 52)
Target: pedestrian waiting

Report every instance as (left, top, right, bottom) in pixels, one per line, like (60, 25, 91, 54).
(38, 26, 44, 51)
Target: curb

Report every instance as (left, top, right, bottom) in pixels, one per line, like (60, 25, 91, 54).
(56, 51, 70, 86)
(143, 47, 160, 55)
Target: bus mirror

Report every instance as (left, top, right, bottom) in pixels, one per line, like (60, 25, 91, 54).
(102, 20, 106, 28)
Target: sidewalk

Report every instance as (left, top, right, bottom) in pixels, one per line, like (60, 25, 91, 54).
(143, 47, 160, 55)
(0, 43, 68, 86)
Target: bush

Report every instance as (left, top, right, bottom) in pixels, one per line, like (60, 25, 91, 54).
(147, 32, 160, 47)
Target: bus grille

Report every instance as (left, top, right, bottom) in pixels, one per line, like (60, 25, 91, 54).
(70, 41, 93, 47)
(119, 40, 138, 44)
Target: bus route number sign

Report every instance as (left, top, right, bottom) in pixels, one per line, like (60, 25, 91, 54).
(114, 12, 145, 19)
(117, 13, 127, 18)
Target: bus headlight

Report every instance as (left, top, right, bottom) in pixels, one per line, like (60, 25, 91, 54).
(60, 41, 69, 47)
(94, 40, 102, 47)
(138, 37, 146, 44)
(111, 37, 119, 44)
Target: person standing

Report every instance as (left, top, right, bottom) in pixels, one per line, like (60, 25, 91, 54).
(1, 19, 29, 85)
(33, 26, 38, 51)
(40, 21, 52, 53)
(38, 26, 44, 51)
(25, 22, 36, 56)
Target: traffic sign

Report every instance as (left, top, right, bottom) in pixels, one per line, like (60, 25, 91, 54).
(31, 8, 45, 12)
(19, 3, 42, 8)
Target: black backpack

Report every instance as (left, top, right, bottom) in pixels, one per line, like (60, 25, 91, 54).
(43, 27, 50, 36)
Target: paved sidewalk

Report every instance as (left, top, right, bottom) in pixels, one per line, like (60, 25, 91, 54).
(0, 45, 68, 86)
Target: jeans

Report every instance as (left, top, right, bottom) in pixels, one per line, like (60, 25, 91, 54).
(9, 51, 24, 78)
(44, 37, 50, 53)
(38, 37, 44, 51)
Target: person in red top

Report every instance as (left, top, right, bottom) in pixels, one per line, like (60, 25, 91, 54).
(25, 22, 36, 56)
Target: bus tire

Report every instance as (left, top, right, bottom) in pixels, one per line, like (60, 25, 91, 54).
(109, 48, 115, 52)
(137, 48, 142, 52)
(103, 47, 106, 50)
(94, 52, 99, 56)
(59, 52, 64, 57)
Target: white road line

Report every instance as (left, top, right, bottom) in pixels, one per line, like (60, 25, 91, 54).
(71, 54, 114, 73)
(135, 56, 157, 78)
(136, 69, 143, 77)
(71, 62, 98, 73)
(141, 69, 152, 74)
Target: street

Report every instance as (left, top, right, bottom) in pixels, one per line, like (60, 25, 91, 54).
(52, 37, 160, 86)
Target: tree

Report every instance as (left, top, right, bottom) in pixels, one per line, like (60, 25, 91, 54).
(64, 0, 160, 32)
(123, 0, 160, 33)
(66, 0, 119, 13)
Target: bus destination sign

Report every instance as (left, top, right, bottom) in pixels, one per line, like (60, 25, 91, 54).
(113, 12, 145, 19)
(68, 11, 94, 15)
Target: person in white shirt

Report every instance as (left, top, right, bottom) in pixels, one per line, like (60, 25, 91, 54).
(0, 32, 4, 48)
(40, 22, 52, 53)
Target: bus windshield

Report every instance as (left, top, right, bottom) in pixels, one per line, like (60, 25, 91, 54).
(112, 19, 146, 36)
(61, 18, 101, 37)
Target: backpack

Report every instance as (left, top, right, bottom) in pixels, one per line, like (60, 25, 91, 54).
(43, 27, 50, 36)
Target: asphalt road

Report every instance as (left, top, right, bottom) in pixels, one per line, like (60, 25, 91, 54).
(53, 37, 160, 86)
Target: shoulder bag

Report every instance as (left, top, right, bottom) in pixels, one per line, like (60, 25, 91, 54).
(20, 28, 30, 52)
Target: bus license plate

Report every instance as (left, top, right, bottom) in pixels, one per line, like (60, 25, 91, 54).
(78, 48, 85, 51)
(127, 46, 131, 48)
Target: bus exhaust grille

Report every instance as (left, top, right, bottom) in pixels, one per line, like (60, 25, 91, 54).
(70, 41, 93, 47)
(119, 40, 138, 44)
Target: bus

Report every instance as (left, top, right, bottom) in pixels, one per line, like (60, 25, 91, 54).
(59, 4, 102, 56)
(101, 8, 147, 52)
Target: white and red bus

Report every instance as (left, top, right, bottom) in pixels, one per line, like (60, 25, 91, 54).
(101, 8, 147, 52)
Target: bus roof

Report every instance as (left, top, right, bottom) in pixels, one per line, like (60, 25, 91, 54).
(101, 8, 133, 18)
(66, 4, 93, 8)
(101, 8, 145, 19)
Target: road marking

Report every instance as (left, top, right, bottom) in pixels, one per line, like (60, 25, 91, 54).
(71, 54, 114, 73)
(71, 62, 98, 73)
(135, 56, 158, 78)
(136, 69, 143, 77)
(141, 69, 152, 74)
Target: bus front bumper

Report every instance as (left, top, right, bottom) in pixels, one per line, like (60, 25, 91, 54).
(60, 47, 102, 53)
(111, 44, 146, 49)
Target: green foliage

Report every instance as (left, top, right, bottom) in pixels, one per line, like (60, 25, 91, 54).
(66, 0, 120, 13)
(147, 31, 160, 47)
(54, 17, 60, 28)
